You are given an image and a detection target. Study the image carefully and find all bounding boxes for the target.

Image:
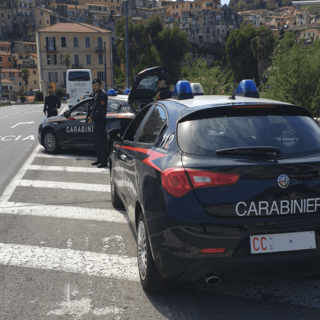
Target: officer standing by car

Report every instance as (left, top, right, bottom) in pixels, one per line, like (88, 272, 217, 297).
(86, 79, 109, 168)
(43, 85, 61, 118)
(156, 77, 172, 100)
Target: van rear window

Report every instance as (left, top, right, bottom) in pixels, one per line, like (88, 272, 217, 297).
(68, 71, 90, 81)
(178, 107, 320, 159)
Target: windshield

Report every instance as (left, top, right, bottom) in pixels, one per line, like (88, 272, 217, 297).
(68, 71, 90, 81)
(178, 108, 320, 159)
(137, 75, 158, 91)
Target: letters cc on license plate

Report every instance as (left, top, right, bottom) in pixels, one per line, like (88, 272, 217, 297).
(250, 231, 316, 254)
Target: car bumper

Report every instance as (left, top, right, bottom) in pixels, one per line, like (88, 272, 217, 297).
(147, 212, 320, 283)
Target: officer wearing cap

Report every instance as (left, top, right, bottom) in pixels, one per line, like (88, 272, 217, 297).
(43, 85, 61, 117)
(87, 79, 109, 168)
(156, 77, 172, 101)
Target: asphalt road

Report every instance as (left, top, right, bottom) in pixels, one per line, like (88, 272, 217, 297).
(0, 106, 319, 319)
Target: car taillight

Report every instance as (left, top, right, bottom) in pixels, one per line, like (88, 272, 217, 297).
(161, 168, 192, 197)
(161, 168, 240, 197)
(186, 169, 239, 188)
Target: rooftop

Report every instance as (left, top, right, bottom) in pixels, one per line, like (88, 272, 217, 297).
(1, 68, 20, 72)
(36, 23, 111, 34)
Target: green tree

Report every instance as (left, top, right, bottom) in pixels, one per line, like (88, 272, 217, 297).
(116, 16, 189, 85)
(226, 24, 259, 84)
(250, 25, 274, 86)
(264, 42, 320, 116)
(113, 63, 126, 88)
(21, 69, 29, 95)
(63, 54, 71, 69)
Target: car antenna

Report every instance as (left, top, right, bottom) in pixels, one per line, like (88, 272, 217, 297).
(229, 74, 236, 100)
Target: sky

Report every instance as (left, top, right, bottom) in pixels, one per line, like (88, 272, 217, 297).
(220, 0, 230, 5)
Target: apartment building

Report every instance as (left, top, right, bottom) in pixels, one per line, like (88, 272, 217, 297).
(0, 41, 12, 70)
(34, 7, 55, 29)
(0, 68, 23, 100)
(0, 0, 13, 39)
(13, 52, 39, 90)
(13, 40, 37, 53)
(35, 23, 112, 92)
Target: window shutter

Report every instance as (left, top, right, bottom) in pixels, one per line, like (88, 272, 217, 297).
(46, 37, 48, 50)
(53, 37, 56, 50)
(54, 54, 57, 65)
(47, 54, 50, 65)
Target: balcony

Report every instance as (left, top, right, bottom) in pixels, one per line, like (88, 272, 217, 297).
(18, 64, 37, 68)
(72, 64, 83, 69)
(45, 46, 56, 52)
(95, 46, 104, 52)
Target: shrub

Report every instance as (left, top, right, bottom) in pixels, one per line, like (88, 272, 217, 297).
(35, 91, 44, 101)
(55, 89, 64, 99)
(19, 96, 26, 103)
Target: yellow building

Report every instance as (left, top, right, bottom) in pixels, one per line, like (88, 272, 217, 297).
(0, 68, 23, 100)
(92, 0, 121, 14)
(13, 53, 39, 91)
(34, 7, 54, 29)
(35, 23, 112, 91)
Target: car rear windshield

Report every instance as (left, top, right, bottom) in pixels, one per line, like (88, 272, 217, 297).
(68, 71, 90, 81)
(177, 106, 320, 159)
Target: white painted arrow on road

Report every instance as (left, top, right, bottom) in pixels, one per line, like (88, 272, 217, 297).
(10, 121, 35, 128)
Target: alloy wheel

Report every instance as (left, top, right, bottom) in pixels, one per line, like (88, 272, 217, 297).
(138, 220, 147, 280)
(44, 132, 56, 152)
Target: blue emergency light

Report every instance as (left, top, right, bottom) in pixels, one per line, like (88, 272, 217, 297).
(123, 89, 131, 95)
(235, 80, 259, 98)
(107, 89, 117, 96)
(172, 81, 194, 100)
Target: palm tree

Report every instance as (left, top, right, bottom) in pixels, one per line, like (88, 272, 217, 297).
(63, 54, 71, 69)
(21, 69, 29, 95)
(250, 26, 274, 87)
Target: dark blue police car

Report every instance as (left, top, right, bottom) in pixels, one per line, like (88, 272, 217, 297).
(38, 67, 171, 154)
(109, 79, 320, 293)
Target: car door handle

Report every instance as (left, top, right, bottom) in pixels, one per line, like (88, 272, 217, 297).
(120, 154, 127, 161)
(79, 120, 86, 123)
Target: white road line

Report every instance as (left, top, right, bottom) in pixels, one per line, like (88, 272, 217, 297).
(36, 154, 96, 161)
(19, 180, 110, 192)
(0, 202, 127, 223)
(60, 105, 68, 115)
(29, 165, 110, 174)
(0, 243, 139, 281)
(0, 145, 41, 203)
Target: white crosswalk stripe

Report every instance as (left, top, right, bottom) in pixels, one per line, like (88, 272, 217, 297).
(19, 180, 111, 192)
(0, 202, 127, 223)
(36, 154, 96, 161)
(29, 165, 110, 174)
(0, 243, 139, 282)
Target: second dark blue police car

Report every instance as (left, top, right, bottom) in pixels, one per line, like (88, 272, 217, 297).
(109, 79, 320, 293)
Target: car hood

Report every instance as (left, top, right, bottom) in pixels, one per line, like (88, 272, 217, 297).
(128, 66, 172, 105)
(42, 114, 64, 123)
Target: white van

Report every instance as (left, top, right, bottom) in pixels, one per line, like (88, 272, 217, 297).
(66, 69, 92, 108)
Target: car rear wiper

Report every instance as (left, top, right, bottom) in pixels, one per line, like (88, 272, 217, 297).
(216, 146, 281, 158)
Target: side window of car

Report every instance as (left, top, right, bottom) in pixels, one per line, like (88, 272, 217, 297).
(107, 100, 120, 113)
(137, 106, 167, 144)
(123, 105, 152, 142)
(70, 101, 90, 116)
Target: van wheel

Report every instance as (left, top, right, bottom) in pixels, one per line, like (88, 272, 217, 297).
(43, 130, 60, 154)
(137, 212, 170, 293)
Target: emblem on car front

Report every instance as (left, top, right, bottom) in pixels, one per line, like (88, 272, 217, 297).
(278, 174, 289, 188)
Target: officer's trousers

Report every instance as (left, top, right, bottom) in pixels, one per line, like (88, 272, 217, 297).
(47, 109, 58, 118)
(94, 121, 109, 165)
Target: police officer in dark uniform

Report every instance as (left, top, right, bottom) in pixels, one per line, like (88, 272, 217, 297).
(156, 77, 172, 101)
(86, 79, 109, 168)
(43, 85, 61, 117)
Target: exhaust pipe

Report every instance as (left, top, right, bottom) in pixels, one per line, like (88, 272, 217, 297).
(204, 274, 220, 285)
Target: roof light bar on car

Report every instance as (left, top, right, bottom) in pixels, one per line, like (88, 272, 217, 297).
(235, 80, 259, 98)
(172, 81, 194, 100)
(107, 89, 117, 96)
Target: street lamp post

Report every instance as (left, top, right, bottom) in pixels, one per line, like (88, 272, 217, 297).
(104, 41, 107, 91)
(0, 70, 2, 101)
(124, 0, 130, 89)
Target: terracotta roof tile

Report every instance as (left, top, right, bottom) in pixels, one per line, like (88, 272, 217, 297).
(37, 23, 111, 33)
(1, 68, 20, 72)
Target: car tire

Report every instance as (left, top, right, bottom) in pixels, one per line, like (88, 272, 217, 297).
(43, 130, 60, 154)
(137, 212, 170, 293)
(110, 164, 123, 208)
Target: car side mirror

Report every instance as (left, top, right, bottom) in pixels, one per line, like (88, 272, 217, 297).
(108, 128, 122, 141)
(63, 110, 69, 118)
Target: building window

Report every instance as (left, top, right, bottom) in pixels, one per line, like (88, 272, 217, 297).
(47, 54, 57, 65)
(48, 72, 58, 82)
(97, 37, 103, 50)
(73, 37, 78, 47)
(63, 72, 66, 86)
(86, 54, 91, 65)
(61, 36, 66, 47)
(0, 57, 2, 62)
(39, 20, 41, 24)
(97, 71, 105, 81)
(19, 82, 22, 86)
(41, 11, 43, 15)
(34, 80, 36, 84)
(98, 54, 103, 64)
(74, 54, 79, 67)
(46, 36, 55, 51)
(85, 37, 90, 47)
(33, 70, 36, 74)
(8, 57, 11, 62)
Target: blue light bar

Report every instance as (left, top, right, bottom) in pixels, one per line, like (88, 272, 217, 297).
(235, 80, 259, 98)
(107, 89, 117, 96)
(172, 81, 194, 100)
(123, 89, 131, 95)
